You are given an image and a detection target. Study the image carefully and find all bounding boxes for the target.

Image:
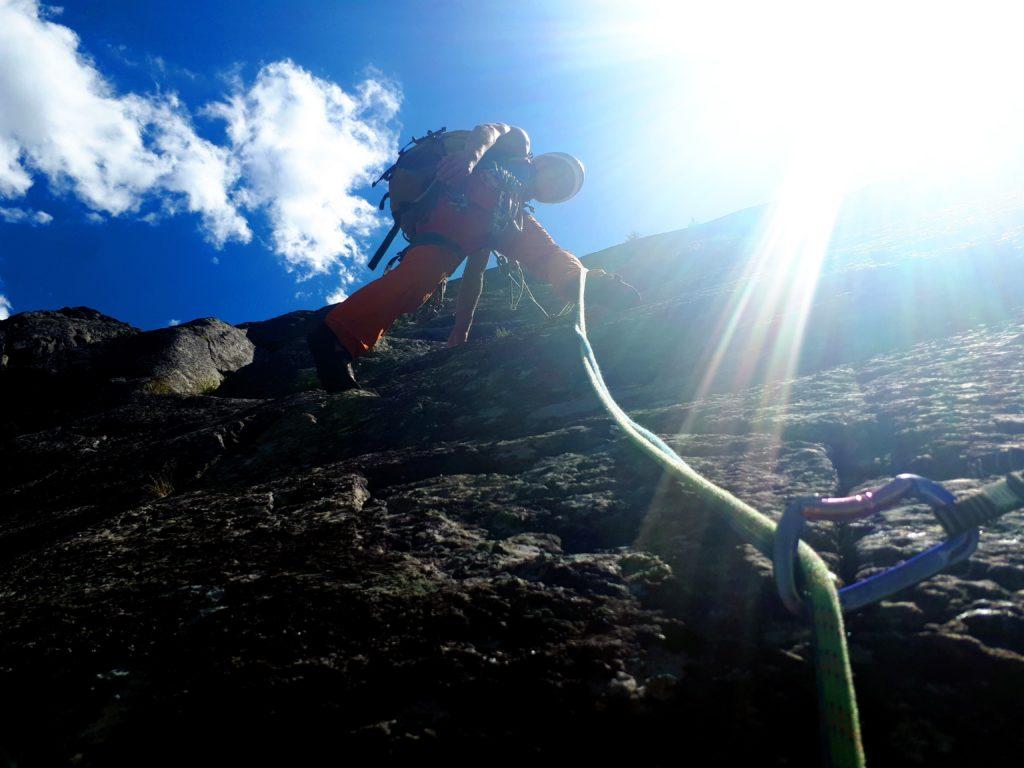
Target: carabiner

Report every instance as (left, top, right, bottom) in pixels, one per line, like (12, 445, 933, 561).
(773, 474, 980, 615)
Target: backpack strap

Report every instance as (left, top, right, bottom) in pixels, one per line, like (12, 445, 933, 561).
(368, 179, 445, 270)
(368, 220, 402, 271)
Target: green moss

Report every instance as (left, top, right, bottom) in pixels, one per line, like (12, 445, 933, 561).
(365, 570, 441, 599)
(618, 551, 673, 583)
(142, 378, 177, 395)
(293, 368, 321, 392)
(142, 375, 222, 396)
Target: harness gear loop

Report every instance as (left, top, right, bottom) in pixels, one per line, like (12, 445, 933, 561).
(772, 474, 980, 616)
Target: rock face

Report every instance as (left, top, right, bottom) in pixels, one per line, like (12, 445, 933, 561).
(0, 306, 138, 373)
(96, 317, 255, 396)
(2, 189, 1024, 766)
(0, 315, 254, 436)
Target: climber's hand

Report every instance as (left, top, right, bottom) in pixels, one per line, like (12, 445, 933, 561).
(436, 151, 477, 185)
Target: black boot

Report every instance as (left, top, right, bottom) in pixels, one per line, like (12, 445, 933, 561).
(306, 322, 359, 392)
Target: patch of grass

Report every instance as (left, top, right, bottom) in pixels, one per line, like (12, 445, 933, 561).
(144, 464, 176, 499)
(142, 378, 177, 395)
(198, 379, 222, 395)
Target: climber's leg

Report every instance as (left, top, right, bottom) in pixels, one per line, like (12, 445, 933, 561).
(324, 244, 464, 359)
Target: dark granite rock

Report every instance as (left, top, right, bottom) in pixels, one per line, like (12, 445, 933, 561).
(2, 191, 1024, 766)
(96, 317, 255, 395)
(0, 306, 138, 373)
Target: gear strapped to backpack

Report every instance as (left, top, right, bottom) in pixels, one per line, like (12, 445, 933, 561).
(367, 127, 530, 271)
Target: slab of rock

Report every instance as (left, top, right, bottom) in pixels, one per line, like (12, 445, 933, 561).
(98, 317, 255, 395)
(0, 306, 138, 373)
(3, 190, 1024, 765)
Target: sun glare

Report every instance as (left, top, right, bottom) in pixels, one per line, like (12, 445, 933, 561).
(606, 0, 1024, 187)
(580, 0, 1024, 444)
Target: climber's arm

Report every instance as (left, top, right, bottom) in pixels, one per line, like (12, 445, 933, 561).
(447, 250, 489, 347)
(436, 124, 529, 184)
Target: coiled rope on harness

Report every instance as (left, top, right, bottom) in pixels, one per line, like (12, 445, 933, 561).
(573, 268, 864, 768)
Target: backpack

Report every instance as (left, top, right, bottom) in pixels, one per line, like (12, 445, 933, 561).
(377, 128, 472, 215)
(367, 127, 529, 271)
(367, 128, 460, 270)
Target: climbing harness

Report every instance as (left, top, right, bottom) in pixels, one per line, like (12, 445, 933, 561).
(573, 266, 1024, 767)
(572, 267, 863, 768)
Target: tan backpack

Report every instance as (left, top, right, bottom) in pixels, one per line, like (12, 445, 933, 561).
(367, 127, 528, 271)
(367, 128, 463, 269)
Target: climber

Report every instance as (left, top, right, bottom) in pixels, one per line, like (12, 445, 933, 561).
(307, 123, 640, 392)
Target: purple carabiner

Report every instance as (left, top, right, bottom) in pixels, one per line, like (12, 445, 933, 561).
(773, 474, 980, 615)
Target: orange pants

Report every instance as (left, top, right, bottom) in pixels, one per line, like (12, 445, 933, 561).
(325, 174, 584, 359)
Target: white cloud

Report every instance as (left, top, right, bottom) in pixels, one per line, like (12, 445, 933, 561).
(326, 287, 348, 304)
(0, 137, 32, 197)
(0, 205, 53, 224)
(126, 94, 250, 245)
(168, 318, 179, 326)
(208, 61, 401, 279)
(0, 294, 11, 320)
(0, 2, 402, 285)
(0, 0, 249, 245)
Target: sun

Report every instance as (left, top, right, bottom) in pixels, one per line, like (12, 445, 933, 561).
(571, 0, 1024, 432)
(603, 0, 1024, 188)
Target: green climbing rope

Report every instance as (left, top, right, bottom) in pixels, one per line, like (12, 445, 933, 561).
(573, 268, 865, 768)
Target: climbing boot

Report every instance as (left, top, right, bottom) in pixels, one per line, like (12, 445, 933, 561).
(306, 322, 359, 392)
(584, 269, 642, 315)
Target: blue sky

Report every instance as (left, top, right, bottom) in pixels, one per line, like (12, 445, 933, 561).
(2, 0, 1022, 328)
